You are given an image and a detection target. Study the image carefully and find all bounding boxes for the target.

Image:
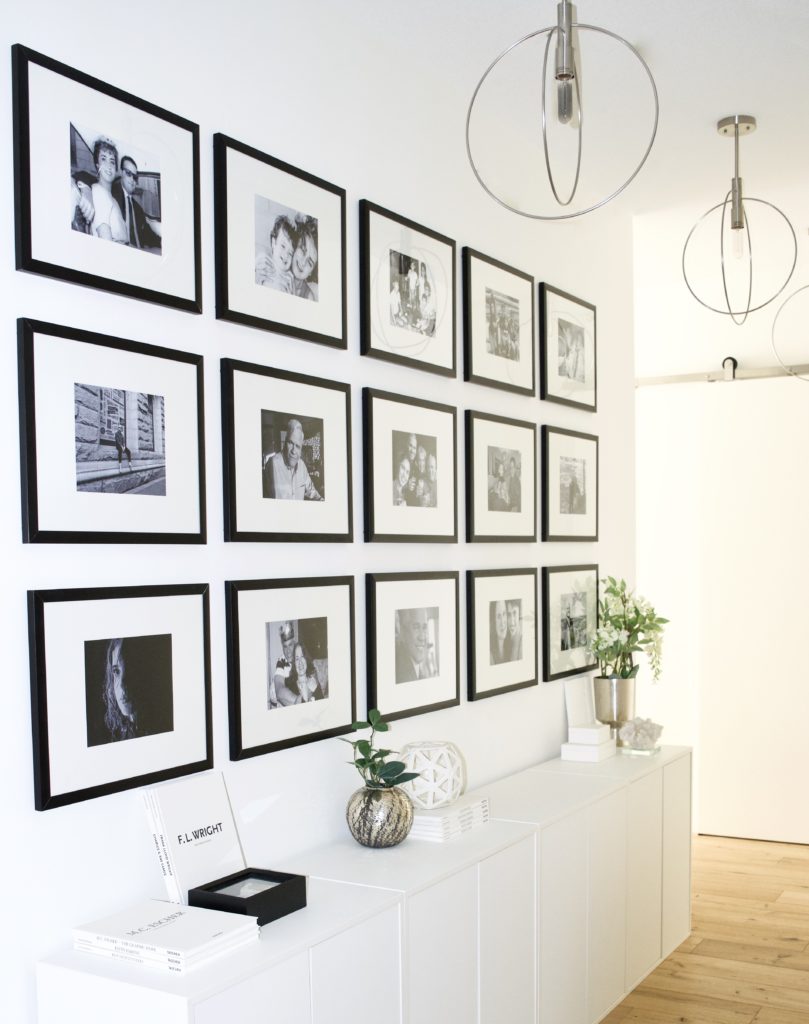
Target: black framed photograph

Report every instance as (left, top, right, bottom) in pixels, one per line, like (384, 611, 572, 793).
(366, 571, 460, 722)
(539, 284, 596, 410)
(225, 576, 356, 758)
(214, 134, 346, 348)
(467, 569, 538, 701)
(466, 410, 537, 543)
(541, 565, 599, 681)
(222, 359, 352, 543)
(18, 319, 206, 544)
(363, 388, 457, 543)
(463, 248, 535, 395)
(542, 426, 599, 542)
(13, 45, 201, 313)
(360, 200, 456, 376)
(28, 584, 211, 810)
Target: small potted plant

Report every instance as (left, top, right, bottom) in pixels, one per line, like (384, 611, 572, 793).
(587, 577, 667, 740)
(342, 709, 420, 848)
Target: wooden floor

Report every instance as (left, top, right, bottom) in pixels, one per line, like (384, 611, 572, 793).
(602, 834, 809, 1024)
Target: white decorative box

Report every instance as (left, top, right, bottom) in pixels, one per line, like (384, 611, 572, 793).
(560, 737, 617, 762)
(568, 721, 611, 745)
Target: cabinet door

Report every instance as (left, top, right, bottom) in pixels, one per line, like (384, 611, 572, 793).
(479, 835, 536, 1024)
(406, 866, 477, 1024)
(195, 951, 310, 1024)
(311, 905, 401, 1024)
(539, 809, 588, 1024)
(662, 753, 692, 957)
(625, 770, 663, 989)
(587, 788, 627, 1024)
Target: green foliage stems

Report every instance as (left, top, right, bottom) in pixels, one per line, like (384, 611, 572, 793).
(341, 708, 420, 790)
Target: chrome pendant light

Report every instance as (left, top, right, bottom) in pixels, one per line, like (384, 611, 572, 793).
(465, 0, 659, 221)
(682, 115, 797, 326)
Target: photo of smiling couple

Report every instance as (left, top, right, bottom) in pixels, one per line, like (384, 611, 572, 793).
(254, 195, 319, 302)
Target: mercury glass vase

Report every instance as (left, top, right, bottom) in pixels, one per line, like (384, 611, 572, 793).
(346, 785, 414, 848)
(593, 675, 636, 745)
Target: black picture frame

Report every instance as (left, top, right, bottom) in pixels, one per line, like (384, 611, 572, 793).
(13, 44, 202, 313)
(541, 565, 599, 681)
(214, 134, 347, 348)
(366, 571, 460, 722)
(539, 284, 597, 410)
(467, 568, 538, 701)
(226, 576, 356, 758)
(221, 359, 352, 543)
(363, 388, 458, 543)
(463, 247, 535, 396)
(360, 200, 457, 377)
(541, 425, 599, 542)
(465, 410, 537, 543)
(18, 318, 206, 544)
(29, 583, 212, 810)
(188, 868, 307, 927)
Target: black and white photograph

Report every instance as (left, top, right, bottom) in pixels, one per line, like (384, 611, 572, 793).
(84, 634, 173, 746)
(364, 388, 457, 542)
(466, 410, 536, 542)
(542, 565, 599, 681)
(542, 425, 599, 541)
(214, 135, 346, 348)
(361, 201, 456, 376)
(261, 411, 324, 502)
(222, 360, 351, 543)
(463, 248, 535, 395)
(19, 319, 205, 543)
(367, 572, 459, 722)
(467, 569, 537, 700)
(28, 584, 211, 810)
(13, 45, 201, 312)
(226, 577, 355, 758)
(539, 284, 597, 410)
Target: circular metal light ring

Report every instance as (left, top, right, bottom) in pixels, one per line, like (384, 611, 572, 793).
(465, 22, 660, 221)
(682, 196, 797, 318)
(540, 28, 583, 207)
(771, 285, 809, 383)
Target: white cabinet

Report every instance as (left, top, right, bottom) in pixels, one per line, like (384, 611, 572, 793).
(625, 770, 663, 988)
(196, 952, 310, 1024)
(587, 787, 627, 1023)
(662, 754, 692, 956)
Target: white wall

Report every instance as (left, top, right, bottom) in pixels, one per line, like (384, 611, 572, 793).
(1, 3, 638, 1019)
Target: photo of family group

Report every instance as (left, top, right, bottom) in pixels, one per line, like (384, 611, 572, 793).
(487, 445, 522, 513)
(560, 455, 587, 515)
(485, 286, 520, 362)
(389, 250, 436, 337)
(391, 429, 438, 508)
(265, 616, 329, 709)
(74, 383, 167, 496)
(560, 592, 589, 651)
(489, 598, 523, 665)
(557, 317, 586, 383)
(84, 634, 174, 747)
(394, 606, 439, 684)
(261, 410, 324, 501)
(254, 196, 319, 302)
(70, 123, 162, 254)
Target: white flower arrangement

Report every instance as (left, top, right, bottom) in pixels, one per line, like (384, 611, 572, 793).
(587, 577, 667, 681)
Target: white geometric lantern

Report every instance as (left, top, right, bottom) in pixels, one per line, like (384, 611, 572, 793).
(399, 740, 466, 810)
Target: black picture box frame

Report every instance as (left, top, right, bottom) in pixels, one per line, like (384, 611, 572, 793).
(188, 868, 307, 927)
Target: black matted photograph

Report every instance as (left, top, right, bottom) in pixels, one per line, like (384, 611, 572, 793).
(226, 577, 355, 758)
(214, 134, 346, 348)
(366, 572, 460, 722)
(463, 248, 535, 395)
(363, 388, 457, 543)
(542, 565, 599, 681)
(28, 584, 211, 810)
(467, 569, 538, 700)
(222, 359, 352, 542)
(360, 200, 456, 376)
(539, 284, 597, 410)
(466, 410, 536, 542)
(13, 45, 201, 313)
(542, 425, 599, 541)
(18, 319, 205, 543)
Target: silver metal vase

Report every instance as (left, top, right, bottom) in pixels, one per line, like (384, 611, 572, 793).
(593, 675, 636, 745)
(346, 786, 414, 848)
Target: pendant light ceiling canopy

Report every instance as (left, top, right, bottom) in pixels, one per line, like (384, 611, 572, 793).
(465, 0, 659, 220)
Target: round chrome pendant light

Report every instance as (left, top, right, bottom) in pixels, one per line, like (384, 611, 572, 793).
(465, 0, 659, 221)
(682, 115, 797, 326)
(771, 285, 809, 382)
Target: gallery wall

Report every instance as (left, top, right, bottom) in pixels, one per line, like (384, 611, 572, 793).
(1, 2, 638, 1019)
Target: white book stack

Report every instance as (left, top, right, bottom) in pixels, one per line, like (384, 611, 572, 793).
(73, 899, 259, 974)
(409, 793, 490, 842)
(560, 721, 616, 762)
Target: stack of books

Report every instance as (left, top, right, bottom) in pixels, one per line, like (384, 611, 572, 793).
(73, 899, 259, 974)
(409, 793, 490, 842)
(560, 721, 616, 762)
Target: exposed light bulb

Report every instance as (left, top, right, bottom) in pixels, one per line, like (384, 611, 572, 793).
(732, 226, 745, 260)
(557, 80, 573, 124)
